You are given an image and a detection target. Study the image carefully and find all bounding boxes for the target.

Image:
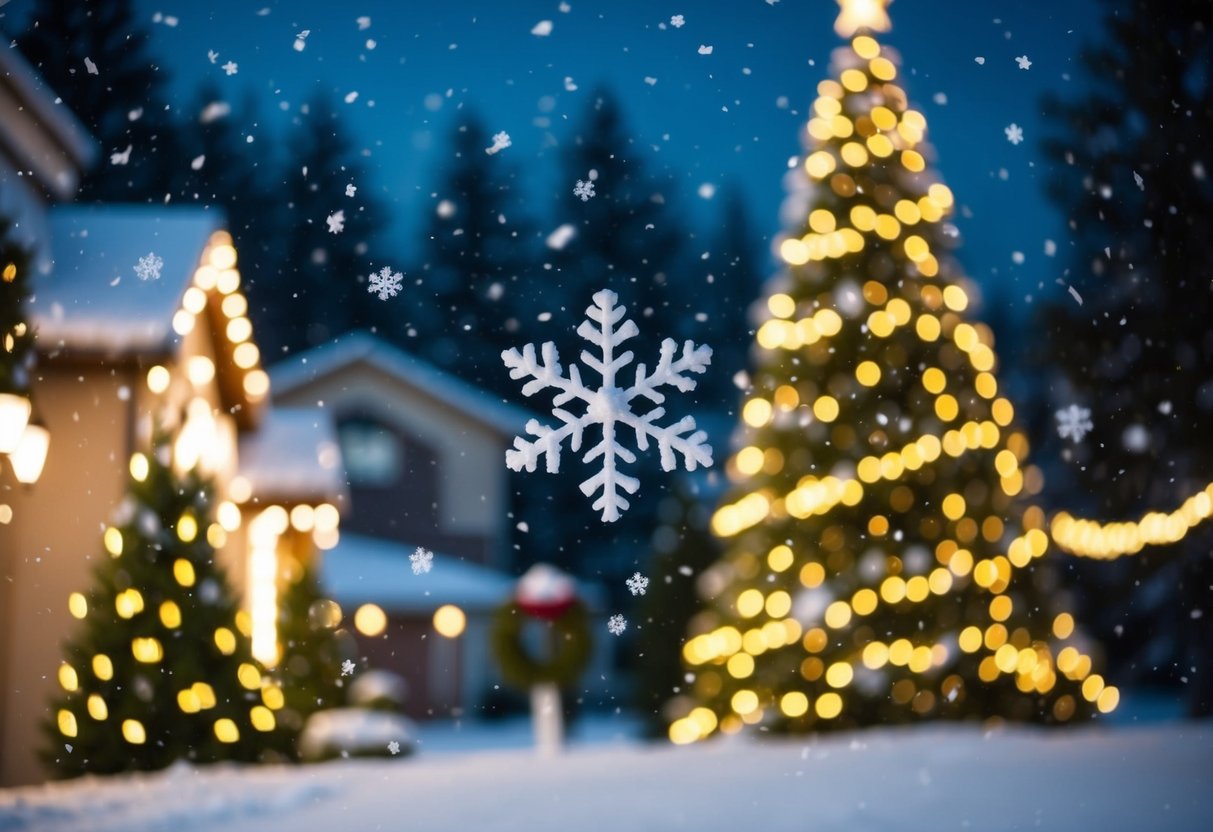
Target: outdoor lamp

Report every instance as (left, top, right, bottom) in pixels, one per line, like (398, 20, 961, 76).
(9, 419, 49, 484)
(0, 392, 31, 453)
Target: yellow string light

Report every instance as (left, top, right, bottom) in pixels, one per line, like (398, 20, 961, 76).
(1050, 483, 1213, 559)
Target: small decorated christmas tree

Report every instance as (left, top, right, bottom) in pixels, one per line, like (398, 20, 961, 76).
(671, 0, 1113, 743)
(0, 219, 35, 450)
(43, 431, 291, 776)
(271, 555, 357, 742)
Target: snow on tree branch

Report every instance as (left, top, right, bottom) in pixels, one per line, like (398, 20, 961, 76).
(502, 289, 713, 522)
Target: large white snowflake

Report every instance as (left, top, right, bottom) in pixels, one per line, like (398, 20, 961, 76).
(368, 266, 403, 300)
(1056, 404, 1093, 443)
(134, 252, 163, 281)
(502, 288, 712, 522)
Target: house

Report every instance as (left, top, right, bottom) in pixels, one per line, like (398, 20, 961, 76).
(271, 333, 612, 718)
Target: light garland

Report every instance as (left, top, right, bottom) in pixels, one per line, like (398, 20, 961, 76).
(1050, 483, 1213, 559)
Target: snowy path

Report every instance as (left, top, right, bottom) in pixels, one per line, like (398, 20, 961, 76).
(2, 722, 1211, 831)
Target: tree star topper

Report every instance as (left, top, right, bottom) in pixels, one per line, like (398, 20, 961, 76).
(834, 0, 891, 37)
(502, 288, 713, 522)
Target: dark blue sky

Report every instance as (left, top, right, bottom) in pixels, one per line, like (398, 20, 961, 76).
(135, 0, 1098, 313)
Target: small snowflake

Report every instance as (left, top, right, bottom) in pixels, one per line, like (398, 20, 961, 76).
(410, 546, 434, 575)
(607, 614, 627, 636)
(326, 210, 345, 234)
(1004, 123, 1024, 145)
(625, 572, 649, 596)
(84, 57, 98, 75)
(345, 183, 357, 197)
(367, 266, 403, 300)
(502, 289, 713, 522)
(387, 740, 401, 755)
(110, 145, 132, 166)
(697, 45, 713, 55)
(207, 49, 219, 64)
(340, 659, 355, 677)
(222, 60, 238, 76)
(1015, 55, 1032, 70)
(134, 252, 164, 281)
(670, 14, 685, 27)
(485, 131, 512, 155)
(1056, 404, 1094, 443)
(573, 179, 596, 201)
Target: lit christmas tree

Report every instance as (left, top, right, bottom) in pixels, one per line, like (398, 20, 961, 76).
(43, 431, 291, 776)
(670, 0, 1115, 743)
(1, 219, 36, 457)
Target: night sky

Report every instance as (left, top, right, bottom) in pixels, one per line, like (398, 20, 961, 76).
(46, 1, 1102, 314)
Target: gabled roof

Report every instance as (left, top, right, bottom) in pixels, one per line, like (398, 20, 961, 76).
(32, 206, 221, 358)
(269, 331, 530, 438)
(0, 48, 97, 199)
(237, 406, 347, 506)
(321, 533, 514, 613)
(322, 533, 607, 614)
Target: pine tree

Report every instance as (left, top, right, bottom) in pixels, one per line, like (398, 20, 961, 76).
(16, 0, 183, 201)
(43, 432, 291, 776)
(273, 88, 389, 353)
(1033, 0, 1213, 713)
(271, 555, 357, 744)
(410, 114, 539, 394)
(670, 5, 1112, 743)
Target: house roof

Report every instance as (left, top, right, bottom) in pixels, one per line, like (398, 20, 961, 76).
(320, 533, 514, 614)
(237, 406, 347, 506)
(0, 48, 97, 200)
(269, 331, 531, 438)
(31, 206, 222, 358)
(321, 533, 607, 614)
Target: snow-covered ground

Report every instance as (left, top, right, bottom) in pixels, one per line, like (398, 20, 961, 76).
(2, 720, 1211, 831)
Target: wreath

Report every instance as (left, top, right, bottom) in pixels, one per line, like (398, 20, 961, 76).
(490, 599, 592, 689)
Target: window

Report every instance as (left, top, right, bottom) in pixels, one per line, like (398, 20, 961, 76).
(338, 421, 401, 486)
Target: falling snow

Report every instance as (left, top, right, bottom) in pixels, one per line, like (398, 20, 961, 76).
(326, 210, 346, 234)
(671, 14, 685, 28)
(625, 572, 650, 596)
(410, 546, 434, 575)
(1005, 123, 1024, 145)
(222, 60, 238, 76)
(573, 179, 596, 201)
(133, 252, 164, 281)
(607, 614, 627, 636)
(502, 289, 713, 522)
(485, 131, 512, 155)
(340, 659, 355, 677)
(1015, 55, 1032, 70)
(1056, 405, 1094, 443)
(367, 267, 403, 301)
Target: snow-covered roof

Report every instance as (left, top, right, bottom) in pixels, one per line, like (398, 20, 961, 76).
(0, 48, 97, 199)
(32, 207, 221, 357)
(237, 406, 347, 505)
(269, 331, 530, 438)
(320, 533, 514, 614)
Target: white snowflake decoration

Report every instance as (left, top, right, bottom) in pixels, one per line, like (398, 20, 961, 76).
(485, 131, 512, 155)
(607, 614, 627, 636)
(340, 659, 355, 677)
(326, 210, 346, 234)
(1004, 123, 1024, 145)
(502, 289, 713, 522)
(134, 252, 164, 281)
(410, 546, 434, 575)
(625, 572, 649, 596)
(573, 179, 596, 202)
(1056, 404, 1094, 443)
(368, 266, 403, 300)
